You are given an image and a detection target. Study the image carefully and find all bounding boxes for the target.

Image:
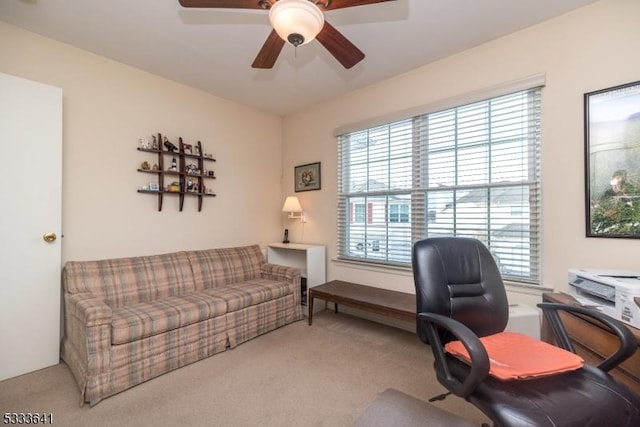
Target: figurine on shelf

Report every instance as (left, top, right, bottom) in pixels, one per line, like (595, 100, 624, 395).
(140, 161, 150, 170)
(187, 178, 197, 192)
(152, 163, 159, 170)
(151, 135, 159, 150)
(139, 138, 149, 149)
(163, 136, 178, 153)
(169, 157, 178, 171)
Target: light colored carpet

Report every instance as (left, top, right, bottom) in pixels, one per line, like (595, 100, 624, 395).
(0, 310, 489, 426)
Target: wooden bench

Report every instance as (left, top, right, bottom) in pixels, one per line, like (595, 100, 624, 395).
(307, 280, 416, 326)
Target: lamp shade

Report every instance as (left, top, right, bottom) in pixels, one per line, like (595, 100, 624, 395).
(269, 0, 325, 47)
(282, 196, 303, 213)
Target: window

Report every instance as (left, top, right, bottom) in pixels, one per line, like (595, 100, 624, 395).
(353, 203, 366, 223)
(389, 203, 410, 223)
(337, 87, 542, 284)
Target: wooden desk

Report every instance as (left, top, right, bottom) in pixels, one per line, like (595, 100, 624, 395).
(308, 280, 416, 326)
(542, 292, 640, 395)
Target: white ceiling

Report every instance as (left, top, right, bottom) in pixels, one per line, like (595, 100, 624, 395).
(0, 0, 598, 116)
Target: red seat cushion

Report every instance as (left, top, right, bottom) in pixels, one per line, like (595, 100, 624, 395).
(445, 331, 584, 380)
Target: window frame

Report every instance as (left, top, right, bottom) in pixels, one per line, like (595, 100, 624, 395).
(337, 85, 542, 285)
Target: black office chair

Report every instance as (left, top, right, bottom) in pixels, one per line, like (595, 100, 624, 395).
(412, 237, 640, 427)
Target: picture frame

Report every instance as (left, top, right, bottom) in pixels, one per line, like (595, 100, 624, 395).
(149, 182, 160, 192)
(585, 80, 640, 238)
(295, 162, 321, 192)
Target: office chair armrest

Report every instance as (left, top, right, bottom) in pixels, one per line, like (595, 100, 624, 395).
(418, 312, 490, 398)
(537, 302, 637, 371)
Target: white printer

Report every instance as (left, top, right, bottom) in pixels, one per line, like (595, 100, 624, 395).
(568, 268, 640, 329)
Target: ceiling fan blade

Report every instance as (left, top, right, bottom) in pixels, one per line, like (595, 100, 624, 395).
(252, 29, 285, 69)
(323, 0, 396, 11)
(315, 21, 365, 69)
(178, 0, 269, 9)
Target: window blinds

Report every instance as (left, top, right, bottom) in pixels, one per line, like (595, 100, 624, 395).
(337, 87, 542, 284)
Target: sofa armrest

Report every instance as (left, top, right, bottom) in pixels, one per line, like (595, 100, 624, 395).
(66, 293, 112, 327)
(261, 263, 302, 306)
(261, 263, 301, 283)
(62, 293, 112, 382)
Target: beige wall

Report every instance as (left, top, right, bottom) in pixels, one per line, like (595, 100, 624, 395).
(2, 0, 638, 303)
(0, 22, 284, 262)
(282, 0, 640, 302)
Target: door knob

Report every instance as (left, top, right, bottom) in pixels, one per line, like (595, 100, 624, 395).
(43, 232, 57, 243)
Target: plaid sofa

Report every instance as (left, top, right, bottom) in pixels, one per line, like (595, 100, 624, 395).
(61, 244, 303, 406)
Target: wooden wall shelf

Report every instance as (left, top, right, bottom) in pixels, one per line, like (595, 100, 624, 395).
(137, 133, 216, 212)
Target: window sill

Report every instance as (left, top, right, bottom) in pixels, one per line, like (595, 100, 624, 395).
(504, 280, 552, 295)
(331, 258, 413, 276)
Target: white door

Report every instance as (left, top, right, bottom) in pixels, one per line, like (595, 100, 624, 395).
(0, 72, 63, 381)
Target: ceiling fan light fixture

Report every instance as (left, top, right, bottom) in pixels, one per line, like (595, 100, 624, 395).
(269, 0, 325, 47)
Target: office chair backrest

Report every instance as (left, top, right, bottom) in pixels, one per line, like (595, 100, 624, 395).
(412, 237, 509, 344)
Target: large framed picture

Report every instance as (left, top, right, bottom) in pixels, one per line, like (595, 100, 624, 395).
(295, 162, 321, 192)
(585, 80, 640, 238)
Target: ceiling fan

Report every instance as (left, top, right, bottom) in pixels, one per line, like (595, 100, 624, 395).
(178, 0, 396, 69)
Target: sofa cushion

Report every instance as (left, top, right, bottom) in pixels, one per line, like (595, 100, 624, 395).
(203, 279, 290, 312)
(111, 292, 227, 345)
(186, 245, 265, 290)
(63, 252, 196, 307)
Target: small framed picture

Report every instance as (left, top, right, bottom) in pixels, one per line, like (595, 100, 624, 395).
(295, 162, 321, 192)
(149, 182, 160, 192)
